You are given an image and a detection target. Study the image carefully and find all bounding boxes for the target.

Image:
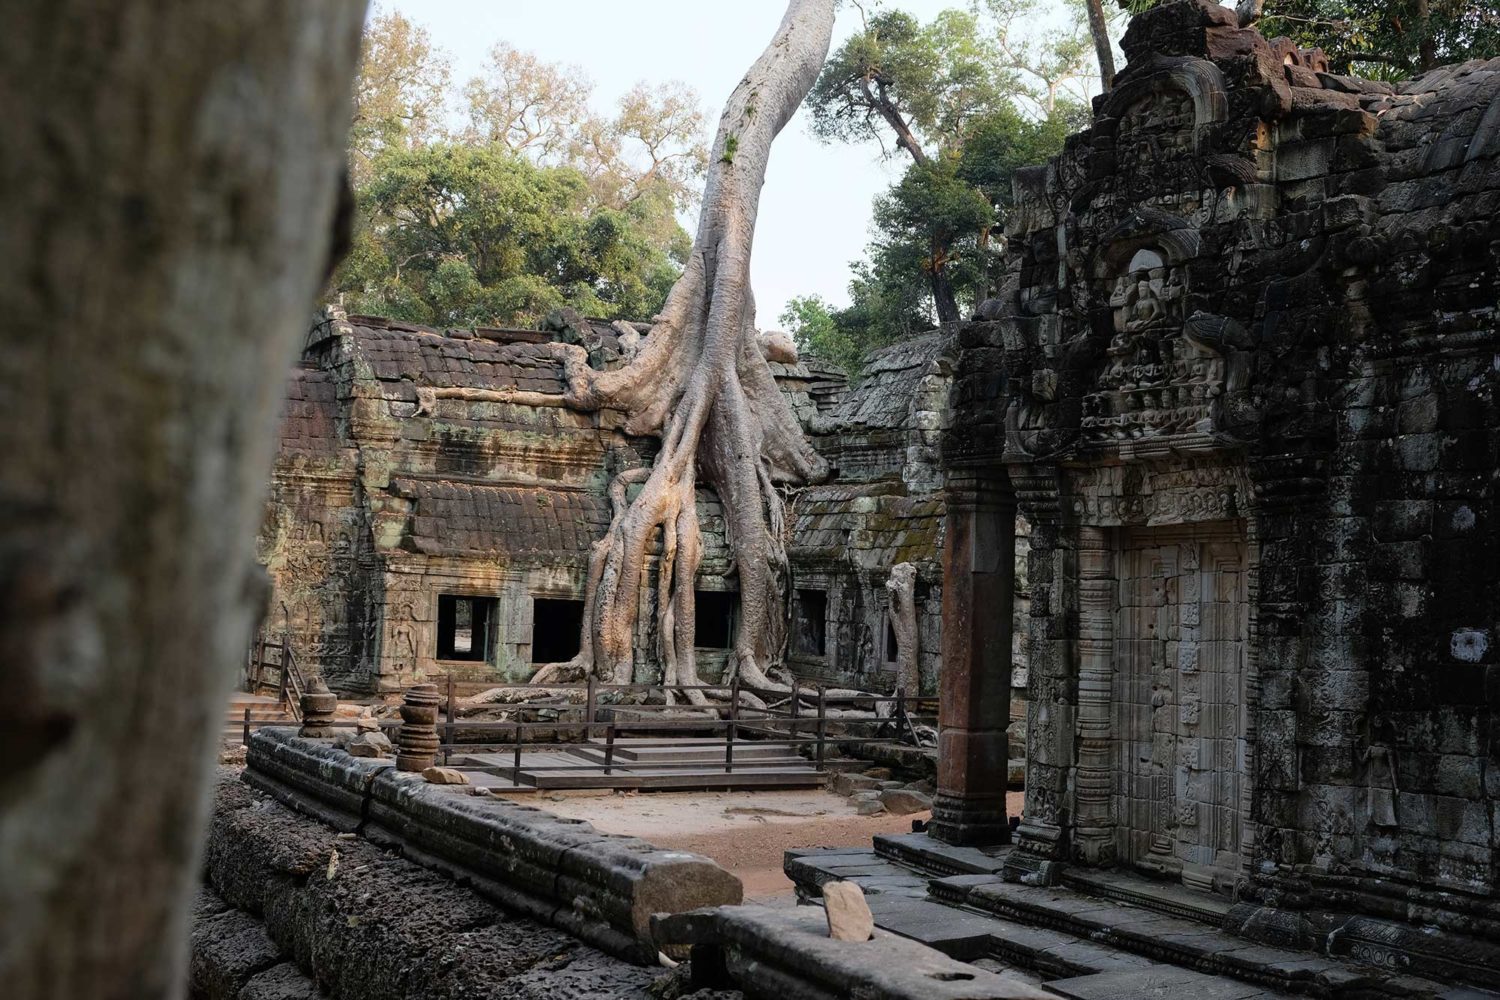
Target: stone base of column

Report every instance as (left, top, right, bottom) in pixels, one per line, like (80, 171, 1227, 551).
(929, 791, 1011, 846)
(1002, 819, 1066, 885)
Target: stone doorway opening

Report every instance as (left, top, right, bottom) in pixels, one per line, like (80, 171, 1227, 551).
(1112, 522, 1248, 895)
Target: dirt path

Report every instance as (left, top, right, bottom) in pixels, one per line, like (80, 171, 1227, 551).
(499, 788, 1026, 902)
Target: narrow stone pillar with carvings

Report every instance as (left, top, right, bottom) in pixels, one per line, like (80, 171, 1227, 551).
(930, 470, 1016, 846)
(1072, 526, 1117, 864)
(396, 683, 441, 772)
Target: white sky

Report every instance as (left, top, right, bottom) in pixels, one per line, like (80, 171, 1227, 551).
(380, 1, 960, 327)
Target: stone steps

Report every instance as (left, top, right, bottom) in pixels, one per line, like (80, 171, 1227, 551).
(787, 841, 1493, 1000)
(785, 846, 1296, 999)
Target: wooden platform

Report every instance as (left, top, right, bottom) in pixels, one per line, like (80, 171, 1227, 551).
(452, 736, 826, 791)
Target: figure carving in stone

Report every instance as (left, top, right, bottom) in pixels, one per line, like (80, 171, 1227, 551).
(1184, 310, 1261, 441)
(1085, 243, 1226, 444)
(1362, 740, 1399, 830)
(884, 562, 920, 696)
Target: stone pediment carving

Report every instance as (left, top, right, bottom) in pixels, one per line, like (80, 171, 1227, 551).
(1081, 214, 1228, 449)
(1102, 54, 1230, 160)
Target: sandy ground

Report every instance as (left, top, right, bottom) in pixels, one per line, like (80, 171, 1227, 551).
(496, 786, 1027, 902)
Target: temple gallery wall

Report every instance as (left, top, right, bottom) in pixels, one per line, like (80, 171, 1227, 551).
(246, 0, 1500, 989)
(259, 311, 1031, 699)
(934, 0, 1500, 975)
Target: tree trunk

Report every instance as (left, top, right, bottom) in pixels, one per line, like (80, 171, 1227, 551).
(1085, 0, 1116, 91)
(522, 1, 836, 698)
(0, 3, 367, 997)
(931, 261, 962, 324)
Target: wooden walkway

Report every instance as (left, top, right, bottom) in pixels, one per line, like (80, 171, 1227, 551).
(452, 736, 826, 791)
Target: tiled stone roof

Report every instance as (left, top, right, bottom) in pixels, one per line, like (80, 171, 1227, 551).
(391, 479, 611, 559)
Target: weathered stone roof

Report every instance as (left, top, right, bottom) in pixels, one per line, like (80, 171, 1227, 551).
(791, 484, 944, 573)
(341, 321, 570, 393)
(832, 332, 951, 430)
(392, 478, 610, 559)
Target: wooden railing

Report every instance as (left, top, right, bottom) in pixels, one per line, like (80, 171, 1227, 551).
(418, 676, 938, 780)
(230, 667, 939, 778)
(245, 614, 306, 724)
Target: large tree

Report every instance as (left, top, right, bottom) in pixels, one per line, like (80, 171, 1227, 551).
(435, 1, 837, 696)
(805, 3, 1095, 334)
(350, 9, 451, 185)
(461, 44, 709, 212)
(0, 1, 365, 996)
(335, 143, 687, 328)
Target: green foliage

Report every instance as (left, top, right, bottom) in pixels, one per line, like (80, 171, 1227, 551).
(335, 143, 687, 328)
(1256, 0, 1498, 76)
(825, 102, 1077, 360)
(778, 292, 909, 379)
(1119, 0, 1496, 77)
(805, 2, 1097, 344)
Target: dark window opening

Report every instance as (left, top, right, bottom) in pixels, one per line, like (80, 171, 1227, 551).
(794, 589, 827, 656)
(695, 591, 737, 649)
(885, 619, 899, 663)
(437, 594, 496, 662)
(532, 598, 585, 663)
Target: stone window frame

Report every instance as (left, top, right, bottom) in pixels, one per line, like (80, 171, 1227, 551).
(792, 587, 830, 659)
(433, 591, 499, 665)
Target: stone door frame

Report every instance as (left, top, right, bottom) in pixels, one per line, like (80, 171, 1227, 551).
(1109, 521, 1251, 892)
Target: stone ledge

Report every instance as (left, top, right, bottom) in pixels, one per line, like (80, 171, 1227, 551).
(245, 727, 742, 964)
(652, 905, 1057, 1000)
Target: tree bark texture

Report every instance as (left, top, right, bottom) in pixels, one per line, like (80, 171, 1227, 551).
(521, 1, 837, 700)
(1086, 0, 1117, 91)
(0, 3, 367, 997)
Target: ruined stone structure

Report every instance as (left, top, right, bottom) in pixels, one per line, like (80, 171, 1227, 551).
(934, 0, 1500, 982)
(257, 314, 969, 697)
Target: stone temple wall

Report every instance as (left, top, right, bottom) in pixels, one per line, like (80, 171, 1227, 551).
(942, 0, 1500, 964)
(256, 311, 967, 698)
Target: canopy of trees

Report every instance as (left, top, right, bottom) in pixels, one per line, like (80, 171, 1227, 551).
(334, 10, 708, 328)
(794, 1, 1099, 366)
(1252, 0, 1498, 77)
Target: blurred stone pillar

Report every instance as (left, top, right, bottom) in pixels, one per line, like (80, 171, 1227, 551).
(930, 469, 1015, 846)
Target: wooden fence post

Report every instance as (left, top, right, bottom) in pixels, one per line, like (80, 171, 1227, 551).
(445, 674, 455, 746)
(726, 676, 740, 774)
(585, 675, 597, 739)
(816, 684, 827, 772)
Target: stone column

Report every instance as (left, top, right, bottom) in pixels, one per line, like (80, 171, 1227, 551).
(1072, 526, 1117, 864)
(930, 469, 1015, 846)
(396, 683, 440, 772)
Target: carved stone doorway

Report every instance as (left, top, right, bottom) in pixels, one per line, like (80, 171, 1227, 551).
(1112, 522, 1247, 894)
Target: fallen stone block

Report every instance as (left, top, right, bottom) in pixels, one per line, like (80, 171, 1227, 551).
(347, 731, 392, 758)
(823, 881, 874, 942)
(880, 788, 933, 815)
(833, 772, 883, 796)
(422, 765, 469, 784)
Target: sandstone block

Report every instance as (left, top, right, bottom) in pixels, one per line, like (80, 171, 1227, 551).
(348, 731, 392, 758)
(822, 881, 874, 942)
(423, 766, 470, 785)
(879, 788, 933, 815)
(832, 773, 882, 796)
